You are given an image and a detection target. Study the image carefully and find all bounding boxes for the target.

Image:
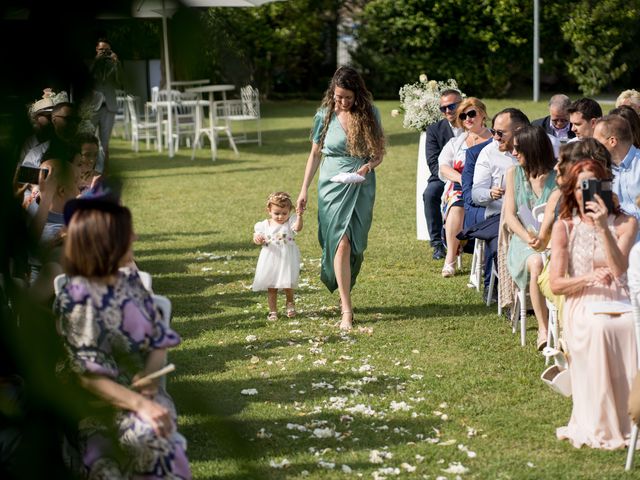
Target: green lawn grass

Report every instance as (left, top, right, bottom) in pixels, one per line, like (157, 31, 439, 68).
(111, 98, 633, 479)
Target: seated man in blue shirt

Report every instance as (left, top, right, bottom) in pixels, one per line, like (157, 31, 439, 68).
(593, 114, 640, 240)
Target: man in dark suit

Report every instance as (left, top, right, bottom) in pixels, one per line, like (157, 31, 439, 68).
(423, 89, 462, 260)
(532, 94, 575, 142)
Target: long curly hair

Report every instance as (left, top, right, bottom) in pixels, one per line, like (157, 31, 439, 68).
(316, 66, 385, 160)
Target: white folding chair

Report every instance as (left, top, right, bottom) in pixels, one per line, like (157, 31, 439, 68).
(625, 243, 640, 470)
(137, 270, 153, 292)
(487, 258, 501, 313)
(468, 239, 485, 292)
(151, 294, 172, 389)
(53, 273, 68, 296)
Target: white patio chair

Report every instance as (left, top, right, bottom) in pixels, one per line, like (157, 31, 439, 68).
(127, 95, 162, 152)
(171, 91, 199, 152)
(625, 242, 640, 470)
(217, 85, 262, 145)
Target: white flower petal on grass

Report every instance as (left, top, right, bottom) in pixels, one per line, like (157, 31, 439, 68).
(245, 335, 257, 343)
(346, 404, 377, 416)
(286, 423, 308, 432)
(439, 402, 448, 409)
(458, 444, 477, 458)
(250, 356, 260, 364)
(341, 464, 352, 473)
(256, 428, 271, 438)
(415, 454, 425, 463)
(312, 427, 335, 438)
(241, 388, 258, 395)
(318, 460, 335, 469)
(269, 458, 290, 469)
(442, 462, 469, 474)
(376, 467, 400, 476)
(312, 381, 334, 390)
(438, 439, 456, 446)
(466, 426, 477, 438)
(313, 359, 327, 366)
(527, 462, 535, 468)
(390, 401, 412, 412)
(201, 267, 213, 272)
(369, 450, 393, 464)
(401, 463, 416, 472)
(410, 374, 423, 380)
(289, 329, 303, 334)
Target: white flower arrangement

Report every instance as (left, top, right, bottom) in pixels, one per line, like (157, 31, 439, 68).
(393, 74, 465, 132)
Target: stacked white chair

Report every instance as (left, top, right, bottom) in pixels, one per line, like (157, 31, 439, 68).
(217, 85, 262, 145)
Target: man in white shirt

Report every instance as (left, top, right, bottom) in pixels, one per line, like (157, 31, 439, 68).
(472, 108, 530, 294)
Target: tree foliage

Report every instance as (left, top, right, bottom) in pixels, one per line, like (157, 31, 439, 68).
(560, 0, 638, 96)
(195, 0, 342, 97)
(352, 0, 531, 98)
(352, 0, 640, 98)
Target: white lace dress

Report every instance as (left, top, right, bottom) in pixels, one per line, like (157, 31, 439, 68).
(252, 215, 301, 291)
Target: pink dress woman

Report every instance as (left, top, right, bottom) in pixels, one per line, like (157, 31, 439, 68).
(557, 215, 638, 449)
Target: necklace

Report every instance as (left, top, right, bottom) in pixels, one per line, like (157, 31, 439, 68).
(468, 128, 490, 145)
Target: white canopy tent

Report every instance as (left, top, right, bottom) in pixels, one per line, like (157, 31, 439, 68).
(132, 0, 284, 157)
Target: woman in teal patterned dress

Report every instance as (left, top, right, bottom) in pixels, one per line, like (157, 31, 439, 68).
(297, 67, 385, 330)
(503, 125, 557, 350)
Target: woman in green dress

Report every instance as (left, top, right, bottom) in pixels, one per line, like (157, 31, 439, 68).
(297, 66, 385, 330)
(503, 125, 557, 350)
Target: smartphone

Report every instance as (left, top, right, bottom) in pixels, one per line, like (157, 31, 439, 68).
(16, 165, 47, 184)
(581, 178, 614, 213)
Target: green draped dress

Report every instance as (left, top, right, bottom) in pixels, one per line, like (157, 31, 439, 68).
(506, 165, 557, 290)
(311, 108, 380, 292)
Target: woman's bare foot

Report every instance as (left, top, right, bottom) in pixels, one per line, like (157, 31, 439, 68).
(339, 311, 353, 331)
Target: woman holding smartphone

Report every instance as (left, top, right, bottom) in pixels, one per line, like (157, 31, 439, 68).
(550, 159, 638, 450)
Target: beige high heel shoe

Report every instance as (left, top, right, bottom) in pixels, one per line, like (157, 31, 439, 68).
(441, 261, 456, 277)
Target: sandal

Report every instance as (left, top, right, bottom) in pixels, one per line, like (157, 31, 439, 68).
(286, 302, 296, 318)
(537, 331, 548, 351)
(339, 311, 353, 331)
(441, 262, 456, 278)
(267, 311, 278, 321)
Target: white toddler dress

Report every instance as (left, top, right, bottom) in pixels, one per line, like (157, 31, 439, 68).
(251, 215, 301, 291)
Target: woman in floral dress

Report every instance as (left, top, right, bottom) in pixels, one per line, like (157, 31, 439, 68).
(55, 184, 191, 479)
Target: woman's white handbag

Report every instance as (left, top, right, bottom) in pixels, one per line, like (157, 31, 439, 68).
(541, 346, 571, 397)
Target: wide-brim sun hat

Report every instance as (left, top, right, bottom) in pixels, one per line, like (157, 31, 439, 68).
(63, 179, 126, 225)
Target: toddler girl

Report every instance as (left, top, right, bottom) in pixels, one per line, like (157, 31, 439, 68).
(252, 192, 303, 320)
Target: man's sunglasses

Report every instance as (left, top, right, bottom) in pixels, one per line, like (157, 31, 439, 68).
(489, 128, 508, 138)
(459, 110, 477, 121)
(439, 103, 458, 113)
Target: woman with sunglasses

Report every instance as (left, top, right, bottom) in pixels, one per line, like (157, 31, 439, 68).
(437, 97, 492, 277)
(502, 125, 557, 350)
